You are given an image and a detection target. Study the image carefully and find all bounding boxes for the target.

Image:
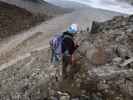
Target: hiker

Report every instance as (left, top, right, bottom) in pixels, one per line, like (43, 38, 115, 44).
(62, 24, 79, 78)
(49, 24, 79, 78)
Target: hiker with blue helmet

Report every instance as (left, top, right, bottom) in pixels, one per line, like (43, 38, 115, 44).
(50, 24, 79, 78)
(62, 24, 79, 78)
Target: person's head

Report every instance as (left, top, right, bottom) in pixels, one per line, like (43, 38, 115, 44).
(67, 24, 78, 36)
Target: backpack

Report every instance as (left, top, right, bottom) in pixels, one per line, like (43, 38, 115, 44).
(50, 34, 63, 56)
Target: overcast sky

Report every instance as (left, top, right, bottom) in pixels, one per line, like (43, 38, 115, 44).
(45, 0, 133, 14)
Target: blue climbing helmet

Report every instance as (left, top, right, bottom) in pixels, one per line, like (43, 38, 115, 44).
(67, 24, 78, 35)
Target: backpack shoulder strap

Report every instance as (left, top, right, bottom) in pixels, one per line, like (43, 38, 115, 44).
(63, 34, 73, 40)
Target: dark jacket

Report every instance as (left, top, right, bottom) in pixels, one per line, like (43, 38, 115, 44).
(62, 31, 78, 55)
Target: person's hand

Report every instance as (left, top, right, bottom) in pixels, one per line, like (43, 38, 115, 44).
(71, 55, 75, 65)
(75, 41, 80, 47)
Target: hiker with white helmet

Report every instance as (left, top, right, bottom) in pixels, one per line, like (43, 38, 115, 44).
(49, 24, 79, 78)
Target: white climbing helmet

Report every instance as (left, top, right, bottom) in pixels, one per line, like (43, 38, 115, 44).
(67, 24, 78, 34)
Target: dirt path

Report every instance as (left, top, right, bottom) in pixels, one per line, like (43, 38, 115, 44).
(0, 9, 122, 68)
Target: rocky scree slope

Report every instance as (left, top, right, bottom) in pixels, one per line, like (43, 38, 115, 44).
(0, 15, 133, 100)
(0, 1, 50, 39)
(45, 15, 133, 100)
(67, 15, 133, 100)
(0, 48, 53, 100)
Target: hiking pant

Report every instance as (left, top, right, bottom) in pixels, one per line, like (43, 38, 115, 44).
(62, 54, 72, 78)
(51, 48, 61, 65)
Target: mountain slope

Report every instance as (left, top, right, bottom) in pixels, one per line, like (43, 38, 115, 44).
(0, 14, 133, 100)
(72, 14, 133, 100)
(0, 6, 124, 99)
(118, 0, 133, 5)
(0, 0, 68, 16)
(0, 0, 68, 39)
(45, 0, 88, 9)
(0, 1, 50, 39)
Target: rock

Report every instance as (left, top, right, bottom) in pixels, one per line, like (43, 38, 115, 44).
(59, 92, 70, 100)
(90, 21, 101, 33)
(113, 57, 122, 65)
(120, 57, 133, 67)
(126, 29, 133, 33)
(128, 15, 133, 21)
(71, 97, 80, 100)
(50, 96, 58, 100)
(90, 47, 108, 65)
(86, 46, 96, 61)
(79, 95, 91, 100)
(116, 45, 130, 59)
(98, 80, 110, 91)
(87, 27, 90, 32)
(78, 41, 94, 55)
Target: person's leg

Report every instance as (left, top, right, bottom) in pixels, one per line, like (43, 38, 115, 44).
(62, 55, 71, 79)
(51, 49, 58, 65)
(51, 48, 54, 63)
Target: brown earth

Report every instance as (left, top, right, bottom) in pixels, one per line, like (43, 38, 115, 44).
(0, 1, 50, 39)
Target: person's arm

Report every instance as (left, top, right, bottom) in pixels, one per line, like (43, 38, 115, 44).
(69, 39, 79, 55)
(74, 41, 79, 49)
(62, 37, 79, 55)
